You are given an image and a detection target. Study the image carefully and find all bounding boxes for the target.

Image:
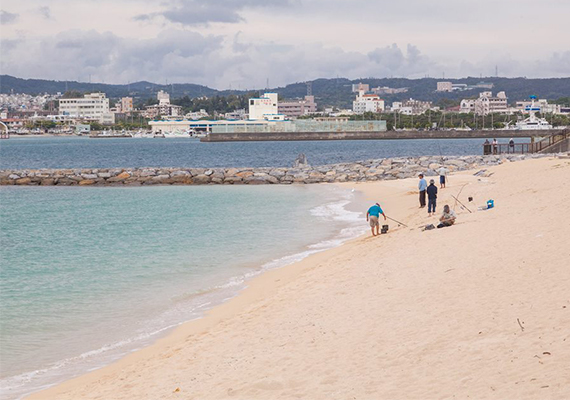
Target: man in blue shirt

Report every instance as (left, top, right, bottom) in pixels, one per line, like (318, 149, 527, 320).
(426, 179, 438, 216)
(366, 202, 387, 236)
(418, 174, 427, 208)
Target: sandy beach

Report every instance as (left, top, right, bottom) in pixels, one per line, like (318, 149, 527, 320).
(29, 156, 570, 400)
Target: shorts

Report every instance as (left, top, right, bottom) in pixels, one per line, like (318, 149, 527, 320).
(440, 175, 446, 184)
(369, 215, 379, 227)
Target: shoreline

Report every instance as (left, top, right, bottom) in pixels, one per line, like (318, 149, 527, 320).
(3, 185, 368, 400)
(24, 155, 570, 399)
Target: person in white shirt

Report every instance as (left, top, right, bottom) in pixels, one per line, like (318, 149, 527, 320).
(438, 166, 448, 189)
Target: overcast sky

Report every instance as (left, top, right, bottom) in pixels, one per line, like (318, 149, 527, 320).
(1, 0, 569, 89)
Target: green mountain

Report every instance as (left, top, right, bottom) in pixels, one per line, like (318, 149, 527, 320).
(1, 75, 569, 108)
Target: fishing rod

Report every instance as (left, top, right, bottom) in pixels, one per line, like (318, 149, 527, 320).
(452, 183, 468, 210)
(386, 216, 409, 228)
(451, 195, 472, 213)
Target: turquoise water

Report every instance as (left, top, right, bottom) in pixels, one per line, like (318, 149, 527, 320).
(0, 185, 365, 399)
(0, 136, 516, 169)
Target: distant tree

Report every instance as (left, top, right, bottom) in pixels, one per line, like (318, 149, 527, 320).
(61, 90, 83, 98)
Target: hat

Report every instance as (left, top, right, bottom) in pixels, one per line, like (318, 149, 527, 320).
(418, 173, 424, 177)
(430, 179, 435, 184)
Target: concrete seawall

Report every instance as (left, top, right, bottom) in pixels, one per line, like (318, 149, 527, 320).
(2, 153, 566, 187)
(201, 129, 567, 142)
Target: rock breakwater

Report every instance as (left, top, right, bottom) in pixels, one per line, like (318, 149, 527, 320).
(0, 153, 563, 186)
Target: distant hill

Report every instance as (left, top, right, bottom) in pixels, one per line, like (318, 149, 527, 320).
(1, 75, 569, 108)
(0, 75, 217, 101)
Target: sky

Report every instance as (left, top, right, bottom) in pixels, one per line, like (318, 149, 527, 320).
(1, 0, 569, 89)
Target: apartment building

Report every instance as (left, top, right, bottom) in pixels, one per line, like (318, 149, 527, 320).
(278, 96, 317, 117)
(58, 93, 110, 121)
(353, 92, 385, 114)
(391, 98, 434, 115)
(460, 91, 508, 115)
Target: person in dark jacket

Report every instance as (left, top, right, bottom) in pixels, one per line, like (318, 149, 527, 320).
(426, 179, 438, 216)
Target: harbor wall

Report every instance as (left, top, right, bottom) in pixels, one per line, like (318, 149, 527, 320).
(201, 129, 567, 142)
(2, 153, 566, 187)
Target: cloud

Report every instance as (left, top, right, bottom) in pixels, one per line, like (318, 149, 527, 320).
(0, 29, 225, 84)
(135, 0, 291, 26)
(0, 10, 19, 24)
(38, 6, 52, 20)
(1, 26, 568, 90)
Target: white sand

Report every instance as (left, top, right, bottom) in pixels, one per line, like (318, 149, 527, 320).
(29, 156, 570, 399)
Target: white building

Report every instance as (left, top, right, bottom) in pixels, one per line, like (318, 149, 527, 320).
(249, 93, 285, 120)
(515, 99, 560, 114)
(145, 90, 182, 118)
(460, 91, 508, 115)
(460, 99, 475, 113)
(58, 93, 110, 122)
(157, 90, 170, 105)
(224, 109, 247, 120)
(372, 86, 408, 95)
(353, 91, 385, 114)
(391, 98, 434, 115)
(186, 109, 210, 120)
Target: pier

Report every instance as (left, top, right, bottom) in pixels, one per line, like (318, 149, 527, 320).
(201, 129, 568, 142)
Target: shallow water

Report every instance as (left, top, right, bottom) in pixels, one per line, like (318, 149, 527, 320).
(0, 184, 367, 399)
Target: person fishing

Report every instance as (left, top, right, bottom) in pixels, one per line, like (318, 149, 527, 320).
(366, 202, 387, 236)
(418, 174, 427, 208)
(427, 179, 438, 216)
(437, 205, 456, 228)
(438, 166, 448, 189)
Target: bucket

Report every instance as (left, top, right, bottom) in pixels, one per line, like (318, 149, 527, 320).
(487, 199, 494, 209)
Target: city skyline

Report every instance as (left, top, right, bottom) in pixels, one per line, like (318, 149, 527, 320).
(1, 0, 569, 90)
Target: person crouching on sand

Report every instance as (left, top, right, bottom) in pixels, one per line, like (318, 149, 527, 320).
(427, 179, 438, 217)
(366, 202, 387, 236)
(437, 205, 456, 228)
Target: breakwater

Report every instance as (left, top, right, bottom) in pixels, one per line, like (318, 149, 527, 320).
(1, 153, 564, 186)
(201, 129, 568, 142)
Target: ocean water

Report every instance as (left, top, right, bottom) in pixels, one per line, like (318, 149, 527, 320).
(0, 136, 525, 170)
(0, 184, 366, 399)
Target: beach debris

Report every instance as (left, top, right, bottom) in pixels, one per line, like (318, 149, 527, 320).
(473, 169, 487, 176)
(423, 224, 436, 231)
(468, 196, 473, 202)
(293, 153, 309, 168)
(173, 387, 180, 393)
(517, 318, 525, 332)
(543, 351, 551, 355)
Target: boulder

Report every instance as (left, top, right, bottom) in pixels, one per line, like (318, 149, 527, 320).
(15, 177, 32, 185)
(140, 169, 157, 177)
(192, 174, 211, 184)
(108, 171, 131, 182)
(236, 170, 254, 178)
(40, 178, 56, 186)
(81, 174, 98, 180)
(78, 179, 95, 185)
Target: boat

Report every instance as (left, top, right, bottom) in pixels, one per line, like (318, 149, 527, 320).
(89, 130, 131, 138)
(513, 96, 553, 130)
(130, 130, 155, 138)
